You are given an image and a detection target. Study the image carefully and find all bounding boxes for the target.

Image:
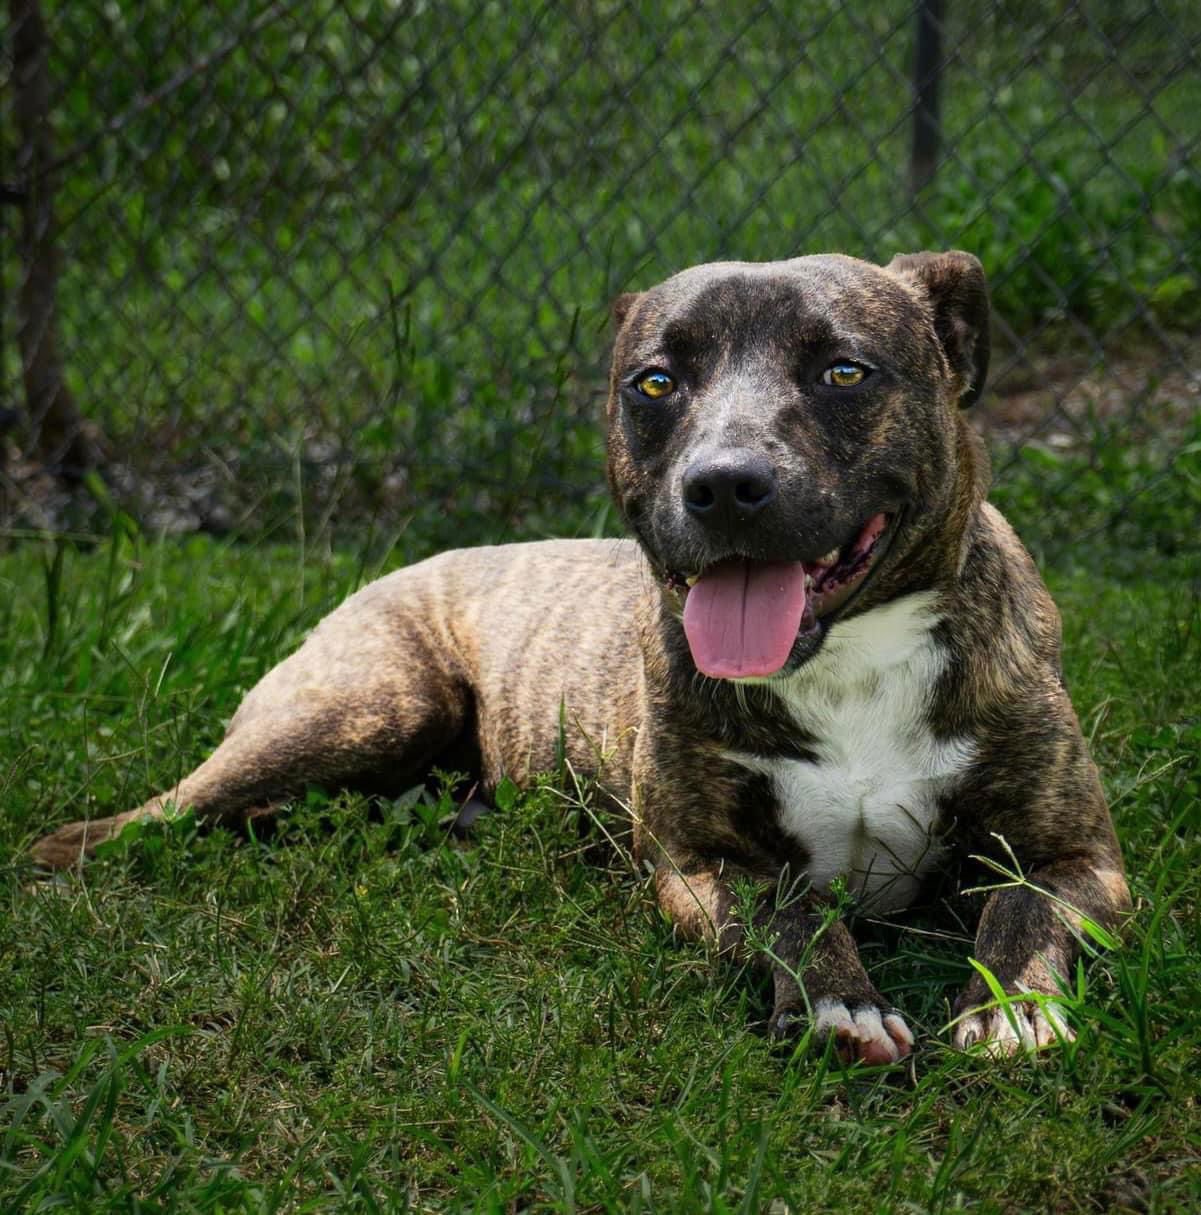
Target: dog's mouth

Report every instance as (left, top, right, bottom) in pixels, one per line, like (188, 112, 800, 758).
(664, 512, 897, 679)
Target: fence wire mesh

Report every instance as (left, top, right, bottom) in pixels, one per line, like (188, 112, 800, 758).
(2, 0, 1199, 552)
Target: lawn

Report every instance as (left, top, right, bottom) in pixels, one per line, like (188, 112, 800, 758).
(1, 472, 1199, 1211)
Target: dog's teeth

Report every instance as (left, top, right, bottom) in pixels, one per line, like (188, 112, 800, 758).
(685, 575, 698, 587)
(804, 573, 815, 590)
(817, 546, 841, 566)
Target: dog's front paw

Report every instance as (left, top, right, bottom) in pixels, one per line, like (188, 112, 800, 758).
(953, 999, 1074, 1056)
(774, 998, 914, 1065)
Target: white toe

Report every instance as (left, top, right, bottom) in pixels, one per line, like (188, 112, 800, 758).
(884, 1012, 915, 1050)
(953, 999, 1074, 1055)
(815, 998, 913, 1063)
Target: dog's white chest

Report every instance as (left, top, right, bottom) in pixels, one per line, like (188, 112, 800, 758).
(731, 594, 975, 912)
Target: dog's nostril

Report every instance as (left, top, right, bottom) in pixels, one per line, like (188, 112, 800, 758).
(734, 477, 772, 506)
(685, 482, 716, 511)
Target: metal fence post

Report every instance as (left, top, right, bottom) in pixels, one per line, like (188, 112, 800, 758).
(911, 0, 946, 194)
(9, 0, 94, 480)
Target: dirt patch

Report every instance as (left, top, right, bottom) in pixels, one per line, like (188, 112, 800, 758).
(978, 339, 1201, 454)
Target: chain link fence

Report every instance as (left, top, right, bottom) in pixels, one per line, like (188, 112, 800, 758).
(2, 0, 1199, 553)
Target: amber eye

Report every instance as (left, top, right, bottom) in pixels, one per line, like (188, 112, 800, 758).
(821, 361, 869, 387)
(633, 370, 676, 399)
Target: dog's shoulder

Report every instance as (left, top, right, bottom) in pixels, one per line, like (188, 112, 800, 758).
(942, 501, 1065, 687)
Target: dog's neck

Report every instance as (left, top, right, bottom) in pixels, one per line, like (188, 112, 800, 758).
(875, 416, 991, 598)
(774, 590, 944, 692)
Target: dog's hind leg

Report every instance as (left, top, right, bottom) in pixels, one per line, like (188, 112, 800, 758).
(31, 589, 472, 868)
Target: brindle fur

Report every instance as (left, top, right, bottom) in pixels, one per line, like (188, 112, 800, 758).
(32, 252, 1129, 1063)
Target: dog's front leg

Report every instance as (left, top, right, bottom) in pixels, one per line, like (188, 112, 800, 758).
(952, 853, 1131, 1054)
(654, 867, 914, 1064)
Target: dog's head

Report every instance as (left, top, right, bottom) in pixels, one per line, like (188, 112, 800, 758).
(605, 251, 990, 679)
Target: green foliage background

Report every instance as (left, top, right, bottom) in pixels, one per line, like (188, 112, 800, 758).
(2, 0, 1197, 549)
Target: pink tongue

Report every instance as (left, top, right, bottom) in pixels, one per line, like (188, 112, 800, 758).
(682, 559, 808, 678)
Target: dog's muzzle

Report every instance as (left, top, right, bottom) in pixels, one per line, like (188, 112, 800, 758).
(662, 511, 899, 680)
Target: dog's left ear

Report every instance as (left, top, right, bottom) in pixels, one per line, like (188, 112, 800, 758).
(886, 250, 990, 408)
(610, 292, 642, 330)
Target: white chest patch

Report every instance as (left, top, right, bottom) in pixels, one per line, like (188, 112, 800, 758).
(728, 592, 976, 913)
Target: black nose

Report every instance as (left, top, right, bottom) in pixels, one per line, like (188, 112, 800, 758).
(682, 449, 778, 521)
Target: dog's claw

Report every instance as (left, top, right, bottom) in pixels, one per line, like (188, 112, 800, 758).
(952, 1000, 1074, 1056)
(771, 1011, 802, 1041)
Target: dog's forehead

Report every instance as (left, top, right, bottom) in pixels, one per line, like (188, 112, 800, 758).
(623, 255, 924, 361)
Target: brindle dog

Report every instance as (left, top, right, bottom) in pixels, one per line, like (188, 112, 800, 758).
(33, 252, 1129, 1063)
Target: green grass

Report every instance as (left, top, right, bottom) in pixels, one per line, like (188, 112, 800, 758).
(1, 488, 1199, 1211)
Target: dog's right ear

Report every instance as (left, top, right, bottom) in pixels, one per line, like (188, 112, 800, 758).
(610, 292, 642, 330)
(886, 250, 990, 408)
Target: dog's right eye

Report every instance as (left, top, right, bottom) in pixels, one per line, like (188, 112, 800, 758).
(632, 371, 677, 400)
(821, 361, 870, 387)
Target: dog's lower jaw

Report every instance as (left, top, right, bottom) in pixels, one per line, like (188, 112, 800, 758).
(656, 511, 908, 681)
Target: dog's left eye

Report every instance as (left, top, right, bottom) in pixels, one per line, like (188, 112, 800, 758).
(633, 371, 677, 400)
(821, 361, 870, 387)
